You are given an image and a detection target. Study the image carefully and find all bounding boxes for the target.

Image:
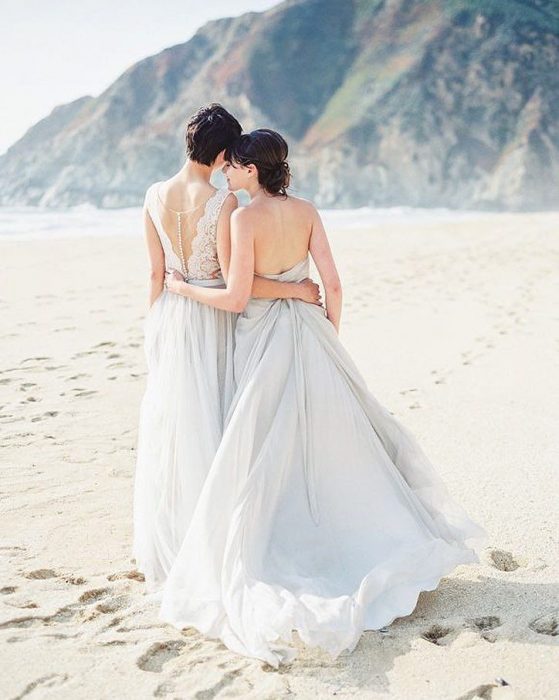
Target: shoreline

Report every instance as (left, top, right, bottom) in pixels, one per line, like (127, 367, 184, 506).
(2, 205, 558, 241)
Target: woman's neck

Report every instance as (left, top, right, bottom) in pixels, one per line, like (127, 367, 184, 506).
(247, 183, 267, 200)
(179, 159, 213, 183)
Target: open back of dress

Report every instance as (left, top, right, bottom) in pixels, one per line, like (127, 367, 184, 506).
(146, 182, 230, 280)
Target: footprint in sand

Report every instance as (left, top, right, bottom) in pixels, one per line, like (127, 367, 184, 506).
(528, 610, 558, 637)
(1, 588, 127, 633)
(430, 369, 449, 386)
(486, 548, 523, 572)
(0, 415, 25, 424)
(78, 588, 112, 604)
(136, 640, 186, 673)
(420, 623, 453, 645)
(1, 586, 18, 594)
(455, 679, 511, 700)
(107, 570, 145, 583)
(192, 667, 246, 696)
(5, 600, 39, 610)
(0, 615, 46, 630)
(30, 411, 58, 423)
(54, 604, 97, 624)
(11, 673, 69, 700)
(66, 373, 91, 381)
(76, 588, 130, 618)
(466, 615, 502, 642)
(467, 615, 501, 632)
(73, 350, 97, 358)
(95, 595, 131, 614)
(23, 569, 59, 580)
(19, 382, 37, 390)
(0, 546, 27, 558)
(153, 681, 176, 697)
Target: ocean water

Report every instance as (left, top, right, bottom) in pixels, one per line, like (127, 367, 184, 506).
(0, 204, 495, 241)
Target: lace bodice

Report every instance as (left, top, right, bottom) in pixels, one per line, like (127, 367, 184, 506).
(145, 183, 231, 281)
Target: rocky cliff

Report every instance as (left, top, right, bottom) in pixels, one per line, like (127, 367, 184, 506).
(1, 0, 557, 209)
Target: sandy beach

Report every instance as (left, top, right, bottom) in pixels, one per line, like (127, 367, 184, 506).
(1, 212, 558, 699)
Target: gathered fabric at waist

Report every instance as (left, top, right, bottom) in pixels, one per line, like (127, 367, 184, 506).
(165, 265, 226, 289)
(189, 276, 226, 289)
(254, 256, 310, 283)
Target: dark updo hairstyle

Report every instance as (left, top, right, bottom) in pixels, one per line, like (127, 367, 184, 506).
(225, 128, 291, 197)
(185, 103, 242, 166)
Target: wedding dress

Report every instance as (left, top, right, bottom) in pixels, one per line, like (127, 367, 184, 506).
(133, 183, 236, 592)
(157, 255, 487, 667)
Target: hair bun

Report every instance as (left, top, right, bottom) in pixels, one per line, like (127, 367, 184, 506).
(226, 129, 291, 196)
(267, 160, 290, 195)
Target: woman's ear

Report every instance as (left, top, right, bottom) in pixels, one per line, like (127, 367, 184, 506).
(213, 149, 226, 168)
(246, 163, 257, 178)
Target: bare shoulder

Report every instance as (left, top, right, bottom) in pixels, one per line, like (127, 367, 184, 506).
(222, 191, 238, 209)
(287, 194, 318, 219)
(231, 204, 258, 232)
(143, 181, 158, 203)
(231, 204, 250, 221)
(288, 193, 316, 209)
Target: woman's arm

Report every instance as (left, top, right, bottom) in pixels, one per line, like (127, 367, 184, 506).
(217, 194, 322, 306)
(144, 201, 165, 307)
(252, 275, 322, 304)
(168, 207, 254, 312)
(308, 206, 342, 332)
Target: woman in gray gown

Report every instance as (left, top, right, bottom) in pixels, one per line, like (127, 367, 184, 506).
(159, 128, 487, 667)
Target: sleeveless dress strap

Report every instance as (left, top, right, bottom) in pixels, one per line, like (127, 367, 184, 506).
(207, 188, 232, 231)
(144, 182, 183, 273)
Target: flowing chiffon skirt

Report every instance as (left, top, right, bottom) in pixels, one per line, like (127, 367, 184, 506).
(133, 279, 236, 592)
(158, 258, 487, 666)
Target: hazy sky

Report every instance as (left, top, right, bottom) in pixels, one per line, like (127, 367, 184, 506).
(0, 0, 281, 155)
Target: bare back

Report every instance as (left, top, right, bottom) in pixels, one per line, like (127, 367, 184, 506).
(147, 175, 231, 281)
(156, 177, 218, 266)
(249, 195, 315, 275)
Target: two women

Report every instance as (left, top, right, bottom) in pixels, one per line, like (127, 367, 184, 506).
(133, 105, 321, 592)
(134, 107, 486, 667)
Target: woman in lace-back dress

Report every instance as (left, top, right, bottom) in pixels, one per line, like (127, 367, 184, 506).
(133, 106, 323, 594)
(161, 128, 488, 667)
